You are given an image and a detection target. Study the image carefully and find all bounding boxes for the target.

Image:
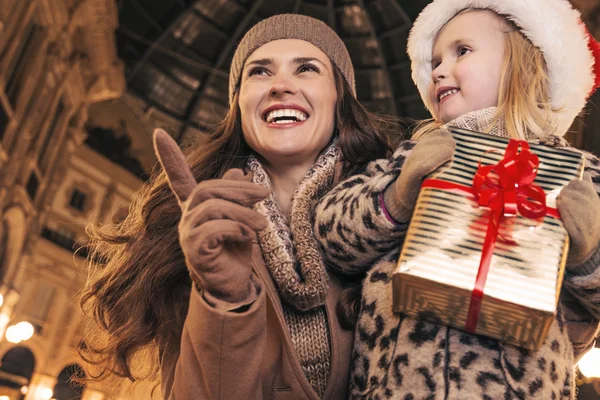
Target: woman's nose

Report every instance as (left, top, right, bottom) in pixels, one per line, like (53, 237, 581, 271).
(269, 74, 297, 97)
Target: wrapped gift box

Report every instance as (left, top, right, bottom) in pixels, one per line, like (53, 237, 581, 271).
(393, 127, 585, 350)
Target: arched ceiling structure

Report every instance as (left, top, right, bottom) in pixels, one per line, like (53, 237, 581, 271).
(113, 0, 600, 151)
(115, 0, 433, 142)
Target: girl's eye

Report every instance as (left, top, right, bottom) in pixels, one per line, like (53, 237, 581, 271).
(248, 66, 268, 77)
(298, 63, 319, 74)
(458, 46, 471, 57)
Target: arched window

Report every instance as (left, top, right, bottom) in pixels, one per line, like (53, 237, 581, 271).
(0, 346, 35, 390)
(52, 364, 85, 400)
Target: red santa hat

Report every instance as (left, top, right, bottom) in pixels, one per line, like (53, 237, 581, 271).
(407, 0, 600, 135)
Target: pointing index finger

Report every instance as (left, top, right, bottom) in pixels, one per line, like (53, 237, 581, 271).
(153, 129, 197, 205)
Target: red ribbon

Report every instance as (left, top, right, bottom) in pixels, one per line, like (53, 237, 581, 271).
(421, 139, 557, 333)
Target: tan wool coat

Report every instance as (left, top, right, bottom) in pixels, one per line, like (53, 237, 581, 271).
(160, 241, 353, 400)
(160, 144, 353, 400)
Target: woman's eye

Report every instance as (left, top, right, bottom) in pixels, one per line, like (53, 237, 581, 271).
(298, 64, 319, 73)
(248, 67, 268, 77)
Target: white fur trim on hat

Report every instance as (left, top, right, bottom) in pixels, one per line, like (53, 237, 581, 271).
(407, 0, 595, 136)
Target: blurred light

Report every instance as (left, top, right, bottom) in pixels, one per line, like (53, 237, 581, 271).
(38, 387, 53, 400)
(0, 396, 10, 400)
(21, 385, 28, 394)
(578, 347, 600, 378)
(5, 325, 21, 343)
(4, 321, 34, 343)
(15, 321, 34, 341)
(0, 293, 4, 308)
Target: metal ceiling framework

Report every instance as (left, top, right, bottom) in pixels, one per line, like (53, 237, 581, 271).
(116, 0, 433, 140)
(179, 0, 267, 139)
(115, 0, 599, 142)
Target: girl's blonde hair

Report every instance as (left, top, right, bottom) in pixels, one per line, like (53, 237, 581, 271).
(413, 10, 558, 140)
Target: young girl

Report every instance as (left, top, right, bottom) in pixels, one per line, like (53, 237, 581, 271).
(315, 1, 600, 398)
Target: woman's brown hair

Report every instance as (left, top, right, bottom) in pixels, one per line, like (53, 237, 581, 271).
(78, 65, 395, 381)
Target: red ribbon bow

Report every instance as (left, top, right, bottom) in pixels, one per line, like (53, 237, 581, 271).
(472, 140, 547, 219)
(465, 139, 547, 332)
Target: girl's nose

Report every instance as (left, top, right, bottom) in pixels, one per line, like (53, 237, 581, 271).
(432, 62, 448, 83)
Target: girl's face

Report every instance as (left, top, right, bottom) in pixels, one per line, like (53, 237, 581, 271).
(429, 10, 507, 123)
(239, 39, 337, 167)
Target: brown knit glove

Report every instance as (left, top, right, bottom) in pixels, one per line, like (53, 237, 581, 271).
(153, 129, 269, 305)
(557, 173, 600, 268)
(561, 289, 599, 362)
(384, 129, 456, 222)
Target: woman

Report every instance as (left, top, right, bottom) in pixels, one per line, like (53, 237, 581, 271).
(79, 14, 392, 400)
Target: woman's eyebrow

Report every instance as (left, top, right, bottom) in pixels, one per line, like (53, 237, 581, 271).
(245, 57, 327, 70)
(246, 58, 273, 67)
(294, 57, 319, 63)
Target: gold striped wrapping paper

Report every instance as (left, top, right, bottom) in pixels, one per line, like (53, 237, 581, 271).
(392, 127, 585, 350)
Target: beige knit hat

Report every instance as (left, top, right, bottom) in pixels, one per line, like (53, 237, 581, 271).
(229, 14, 356, 105)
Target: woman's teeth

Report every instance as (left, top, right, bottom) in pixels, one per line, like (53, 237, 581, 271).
(439, 89, 459, 101)
(265, 109, 308, 123)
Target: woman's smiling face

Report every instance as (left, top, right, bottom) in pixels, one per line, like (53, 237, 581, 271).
(238, 39, 337, 166)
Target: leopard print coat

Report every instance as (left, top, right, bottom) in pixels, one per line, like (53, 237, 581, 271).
(315, 117, 600, 399)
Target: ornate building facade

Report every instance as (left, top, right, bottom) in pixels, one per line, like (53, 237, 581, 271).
(0, 1, 148, 399)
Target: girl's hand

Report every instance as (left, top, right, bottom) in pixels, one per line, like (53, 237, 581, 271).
(384, 129, 455, 222)
(153, 129, 269, 304)
(558, 174, 600, 267)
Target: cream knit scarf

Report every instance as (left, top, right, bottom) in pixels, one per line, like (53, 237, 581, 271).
(445, 107, 568, 146)
(247, 142, 340, 396)
(247, 141, 341, 311)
